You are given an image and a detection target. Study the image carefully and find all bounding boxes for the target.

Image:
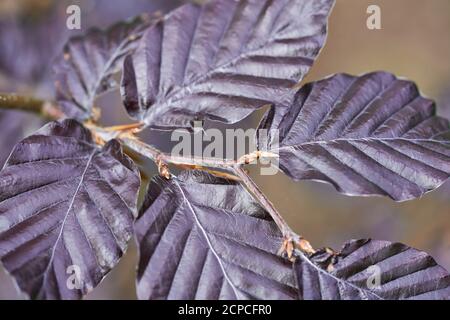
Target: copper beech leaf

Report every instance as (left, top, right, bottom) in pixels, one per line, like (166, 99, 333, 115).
(294, 239, 450, 300)
(54, 15, 154, 120)
(0, 119, 140, 299)
(121, 0, 334, 129)
(135, 171, 450, 300)
(258, 71, 450, 201)
(135, 171, 297, 300)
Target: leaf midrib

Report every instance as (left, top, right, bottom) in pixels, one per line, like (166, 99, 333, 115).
(295, 250, 384, 300)
(273, 136, 450, 152)
(173, 179, 243, 299)
(37, 150, 97, 297)
(142, 9, 324, 125)
(84, 28, 148, 114)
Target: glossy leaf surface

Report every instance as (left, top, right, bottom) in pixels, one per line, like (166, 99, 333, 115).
(0, 119, 140, 299)
(54, 15, 153, 120)
(122, 0, 334, 129)
(258, 72, 450, 201)
(295, 239, 450, 300)
(135, 171, 297, 299)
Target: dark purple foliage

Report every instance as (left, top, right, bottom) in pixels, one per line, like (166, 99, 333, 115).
(295, 239, 450, 300)
(0, 119, 140, 299)
(258, 72, 450, 201)
(0, 0, 183, 88)
(135, 171, 296, 300)
(0, 1, 181, 174)
(0, 0, 449, 301)
(136, 172, 450, 300)
(121, 0, 334, 129)
(54, 15, 155, 120)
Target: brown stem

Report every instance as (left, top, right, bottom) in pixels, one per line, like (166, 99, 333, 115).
(0, 95, 311, 256)
(176, 164, 242, 181)
(0, 93, 64, 120)
(77, 125, 314, 256)
(233, 166, 294, 236)
(233, 165, 315, 257)
(119, 136, 261, 169)
(102, 122, 145, 133)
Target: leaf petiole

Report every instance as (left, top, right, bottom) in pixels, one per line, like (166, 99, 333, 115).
(0, 93, 64, 120)
(233, 165, 315, 257)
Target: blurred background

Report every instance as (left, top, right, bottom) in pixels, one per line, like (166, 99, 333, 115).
(0, 0, 449, 299)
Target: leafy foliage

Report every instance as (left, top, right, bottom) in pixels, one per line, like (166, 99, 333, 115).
(54, 15, 155, 120)
(135, 171, 296, 299)
(0, 119, 140, 299)
(0, 0, 183, 87)
(294, 239, 450, 300)
(121, 0, 334, 129)
(258, 72, 450, 201)
(0, 1, 181, 168)
(136, 171, 450, 300)
(0, 0, 449, 301)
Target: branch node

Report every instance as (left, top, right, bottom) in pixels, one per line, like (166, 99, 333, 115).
(156, 156, 171, 180)
(279, 235, 316, 261)
(0, 93, 64, 120)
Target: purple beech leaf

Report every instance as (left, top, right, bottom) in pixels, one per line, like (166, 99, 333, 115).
(54, 15, 154, 120)
(0, 119, 140, 299)
(121, 0, 334, 129)
(135, 171, 297, 300)
(135, 171, 450, 300)
(258, 71, 450, 201)
(294, 239, 450, 300)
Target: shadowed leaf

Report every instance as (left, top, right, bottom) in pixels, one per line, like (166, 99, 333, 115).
(54, 15, 154, 120)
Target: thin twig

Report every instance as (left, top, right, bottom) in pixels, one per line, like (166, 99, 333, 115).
(0, 93, 314, 257)
(0, 93, 64, 120)
(119, 136, 277, 169)
(176, 164, 242, 181)
(102, 122, 145, 133)
(233, 166, 295, 237)
(233, 165, 315, 257)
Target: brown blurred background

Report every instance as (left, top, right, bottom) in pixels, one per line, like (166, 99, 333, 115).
(0, 0, 449, 299)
